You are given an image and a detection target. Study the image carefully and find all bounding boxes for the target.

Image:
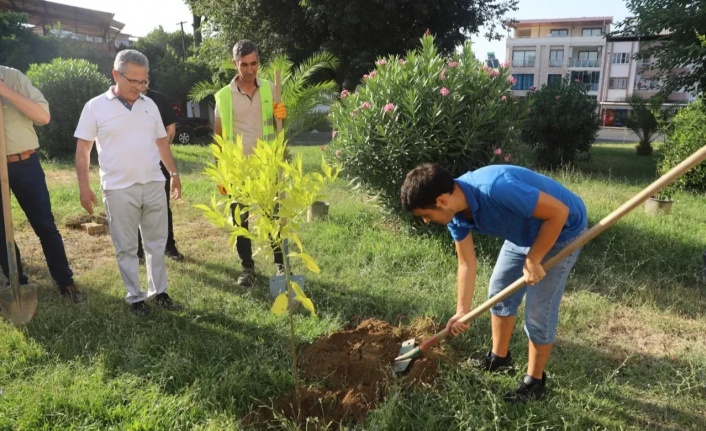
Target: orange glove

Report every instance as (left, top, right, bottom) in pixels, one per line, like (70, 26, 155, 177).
(217, 184, 228, 195)
(273, 102, 287, 120)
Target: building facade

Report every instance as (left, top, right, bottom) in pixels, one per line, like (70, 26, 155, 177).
(505, 16, 694, 126)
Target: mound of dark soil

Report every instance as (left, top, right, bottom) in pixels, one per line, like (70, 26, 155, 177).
(243, 318, 444, 428)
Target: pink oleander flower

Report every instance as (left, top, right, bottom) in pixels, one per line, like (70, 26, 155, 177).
(335, 149, 342, 157)
(332, 130, 338, 138)
(360, 102, 371, 109)
(340, 89, 350, 98)
(383, 103, 396, 113)
(501, 95, 507, 101)
(509, 76, 517, 85)
(399, 58, 407, 65)
(439, 72, 446, 80)
(440, 87, 450, 96)
(489, 69, 500, 77)
(363, 74, 369, 80)
(369, 70, 378, 78)
(529, 86, 536, 91)
(376, 59, 387, 65)
(555, 95, 561, 100)
(448, 61, 459, 68)
(483, 65, 490, 71)
(493, 148, 503, 156)
(504, 155, 512, 162)
(503, 61, 509, 68)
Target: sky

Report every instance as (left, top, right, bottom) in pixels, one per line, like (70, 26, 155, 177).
(52, 0, 631, 56)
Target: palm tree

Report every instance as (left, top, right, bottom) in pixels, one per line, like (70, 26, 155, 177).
(624, 94, 671, 156)
(189, 52, 339, 141)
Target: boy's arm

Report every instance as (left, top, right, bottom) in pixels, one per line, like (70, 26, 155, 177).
(525, 191, 570, 284)
(446, 233, 477, 336)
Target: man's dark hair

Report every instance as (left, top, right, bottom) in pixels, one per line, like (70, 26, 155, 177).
(400, 163, 455, 211)
(233, 40, 259, 61)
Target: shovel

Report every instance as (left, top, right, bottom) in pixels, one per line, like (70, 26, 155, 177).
(393, 143, 706, 373)
(268, 70, 305, 304)
(0, 104, 38, 325)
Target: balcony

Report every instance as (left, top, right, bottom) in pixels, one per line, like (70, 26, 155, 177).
(568, 58, 601, 68)
(549, 59, 563, 67)
(512, 59, 535, 68)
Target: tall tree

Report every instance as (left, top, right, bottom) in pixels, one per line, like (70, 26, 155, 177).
(185, 0, 518, 87)
(614, 0, 706, 95)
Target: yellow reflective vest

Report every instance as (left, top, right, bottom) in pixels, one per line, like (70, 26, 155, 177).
(215, 79, 276, 143)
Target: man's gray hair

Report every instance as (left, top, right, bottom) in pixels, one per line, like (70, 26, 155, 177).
(114, 49, 149, 73)
(232, 40, 259, 61)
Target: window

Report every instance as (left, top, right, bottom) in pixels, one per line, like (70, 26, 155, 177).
(570, 71, 600, 91)
(549, 49, 564, 67)
(611, 53, 630, 64)
(512, 74, 534, 90)
(578, 51, 599, 60)
(517, 29, 531, 38)
(609, 78, 628, 89)
(582, 28, 603, 36)
(550, 29, 568, 37)
(570, 51, 601, 67)
(512, 50, 536, 67)
(635, 76, 659, 90)
(547, 74, 562, 85)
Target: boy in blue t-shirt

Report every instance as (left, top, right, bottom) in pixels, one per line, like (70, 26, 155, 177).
(401, 163, 587, 403)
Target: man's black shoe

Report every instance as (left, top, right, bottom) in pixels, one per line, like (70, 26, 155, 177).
(59, 284, 87, 303)
(504, 373, 547, 404)
(131, 300, 151, 316)
(165, 248, 184, 262)
(153, 292, 180, 311)
(471, 350, 514, 373)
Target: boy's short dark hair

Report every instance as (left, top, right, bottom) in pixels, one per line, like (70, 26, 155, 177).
(400, 163, 455, 211)
(233, 40, 259, 61)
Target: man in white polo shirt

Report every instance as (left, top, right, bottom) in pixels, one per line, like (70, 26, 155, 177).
(74, 49, 182, 316)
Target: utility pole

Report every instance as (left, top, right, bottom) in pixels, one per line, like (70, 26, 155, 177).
(176, 21, 187, 61)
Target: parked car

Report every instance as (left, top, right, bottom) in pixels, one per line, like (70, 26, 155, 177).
(174, 117, 211, 144)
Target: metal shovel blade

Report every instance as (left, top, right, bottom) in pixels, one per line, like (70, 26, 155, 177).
(0, 283, 38, 325)
(391, 338, 417, 373)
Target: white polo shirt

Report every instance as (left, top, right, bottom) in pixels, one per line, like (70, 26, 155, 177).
(74, 87, 167, 191)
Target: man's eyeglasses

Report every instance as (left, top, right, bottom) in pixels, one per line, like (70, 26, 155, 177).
(119, 72, 149, 87)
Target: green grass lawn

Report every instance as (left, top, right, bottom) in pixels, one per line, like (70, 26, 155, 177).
(1, 143, 705, 430)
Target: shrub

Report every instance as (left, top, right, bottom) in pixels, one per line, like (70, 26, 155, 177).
(328, 34, 525, 216)
(520, 77, 600, 169)
(658, 98, 706, 193)
(27, 58, 110, 159)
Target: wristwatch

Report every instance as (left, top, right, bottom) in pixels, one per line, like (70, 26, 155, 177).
(170, 172, 179, 177)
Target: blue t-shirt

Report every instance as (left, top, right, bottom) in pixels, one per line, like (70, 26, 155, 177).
(448, 165, 587, 247)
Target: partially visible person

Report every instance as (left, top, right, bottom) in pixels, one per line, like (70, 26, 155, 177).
(401, 163, 587, 403)
(137, 84, 184, 262)
(74, 50, 181, 315)
(214, 39, 287, 287)
(0, 64, 85, 302)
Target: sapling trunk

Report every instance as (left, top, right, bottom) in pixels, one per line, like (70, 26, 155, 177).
(282, 250, 302, 414)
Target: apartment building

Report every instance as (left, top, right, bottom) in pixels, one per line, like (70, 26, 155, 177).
(505, 16, 696, 126)
(506, 17, 612, 98)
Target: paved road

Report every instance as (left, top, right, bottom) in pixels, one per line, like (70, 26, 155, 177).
(290, 127, 659, 146)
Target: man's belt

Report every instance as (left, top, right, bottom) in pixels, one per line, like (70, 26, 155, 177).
(7, 149, 35, 163)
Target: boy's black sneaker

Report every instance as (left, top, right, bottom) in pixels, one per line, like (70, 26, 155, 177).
(504, 373, 547, 404)
(471, 350, 514, 373)
(153, 292, 180, 311)
(131, 300, 151, 316)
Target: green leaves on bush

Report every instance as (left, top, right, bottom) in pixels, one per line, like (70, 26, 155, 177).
(658, 98, 706, 193)
(329, 34, 525, 216)
(27, 58, 110, 159)
(520, 76, 600, 169)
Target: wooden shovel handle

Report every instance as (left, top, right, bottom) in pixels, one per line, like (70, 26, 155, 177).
(420, 143, 706, 352)
(0, 104, 21, 291)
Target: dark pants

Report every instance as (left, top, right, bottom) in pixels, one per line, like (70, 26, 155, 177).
(138, 162, 176, 255)
(230, 203, 284, 269)
(0, 152, 73, 288)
